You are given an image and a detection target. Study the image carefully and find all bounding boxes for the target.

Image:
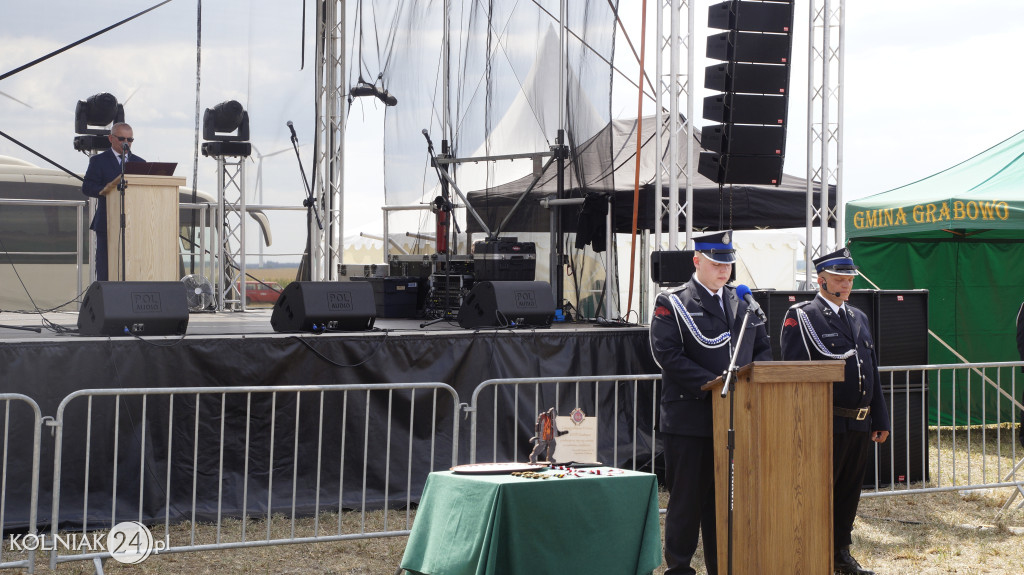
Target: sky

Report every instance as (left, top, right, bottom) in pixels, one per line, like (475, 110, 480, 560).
(3, 0, 1024, 263)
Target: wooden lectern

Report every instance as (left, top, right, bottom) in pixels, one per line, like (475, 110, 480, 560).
(702, 360, 844, 574)
(101, 175, 185, 281)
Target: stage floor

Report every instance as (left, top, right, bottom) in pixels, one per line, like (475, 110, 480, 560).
(0, 308, 645, 341)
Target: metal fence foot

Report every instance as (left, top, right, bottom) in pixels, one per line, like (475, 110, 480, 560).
(92, 556, 106, 575)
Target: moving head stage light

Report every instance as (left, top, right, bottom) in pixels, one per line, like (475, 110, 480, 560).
(73, 92, 125, 152)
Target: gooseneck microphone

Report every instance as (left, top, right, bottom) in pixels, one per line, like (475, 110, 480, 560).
(735, 284, 766, 323)
(287, 120, 298, 142)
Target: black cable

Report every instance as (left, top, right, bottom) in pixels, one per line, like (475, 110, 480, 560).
(0, 235, 78, 334)
(290, 330, 390, 368)
(0, 128, 83, 180)
(0, 0, 173, 82)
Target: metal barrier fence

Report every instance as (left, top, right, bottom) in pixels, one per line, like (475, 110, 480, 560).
(1, 365, 1022, 571)
(46, 383, 459, 572)
(467, 375, 662, 470)
(0, 394, 42, 574)
(865, 362, 1024, 506)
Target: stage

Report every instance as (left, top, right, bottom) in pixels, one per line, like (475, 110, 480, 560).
(0, 309, 660, 530)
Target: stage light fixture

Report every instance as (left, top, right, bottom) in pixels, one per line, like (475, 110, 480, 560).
(349, 81, 397, 107)
(73, 92, 125, 152)
(202, 100, 250, 142)
(202, 100, 251, 157)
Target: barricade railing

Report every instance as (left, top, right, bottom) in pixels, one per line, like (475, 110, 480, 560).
(46, 383, 459, 572)
(0, 394, 42, 574)
(467, 375, 662, 470)
(865, 362, 1024, 503)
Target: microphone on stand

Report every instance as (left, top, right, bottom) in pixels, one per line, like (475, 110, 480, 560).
(287, 121, 298, 143)
(121, 142, 130, 157)
(421, 129, 434, 149)
(735, 284, 766, 323)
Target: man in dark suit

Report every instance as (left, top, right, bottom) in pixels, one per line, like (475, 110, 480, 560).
(82, 122, 145, 281)
(650, 230, 772, 575)
(780, 247, 890, 575)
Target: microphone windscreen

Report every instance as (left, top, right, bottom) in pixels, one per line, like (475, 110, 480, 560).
(736, 284, 752, 300)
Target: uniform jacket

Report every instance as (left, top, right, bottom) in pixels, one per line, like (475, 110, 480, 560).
(82, 148, 146, 233)
(780, 295, 891, 434)
(650, 277, 772, 437)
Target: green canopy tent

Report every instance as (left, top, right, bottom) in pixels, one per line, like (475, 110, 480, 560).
(846, 129, 1024, 426)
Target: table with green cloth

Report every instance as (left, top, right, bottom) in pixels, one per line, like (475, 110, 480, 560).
(400, 467, 662, 575)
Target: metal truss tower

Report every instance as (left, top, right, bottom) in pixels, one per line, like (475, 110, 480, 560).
(646, 0, 694, 322)
(654, 0, 695, 254)
(214, 156, 246, 310)
(314, 0, 345, 281)
(805, 0, 845, 278)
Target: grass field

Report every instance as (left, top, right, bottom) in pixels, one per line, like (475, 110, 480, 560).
(22, 486, 1019, 574)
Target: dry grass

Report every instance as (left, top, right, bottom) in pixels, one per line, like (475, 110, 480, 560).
(18, 489, 1021, 575)
(18, 426, 1024, 574)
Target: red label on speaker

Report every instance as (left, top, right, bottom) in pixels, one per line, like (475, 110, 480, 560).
(897, 295, 904, 301)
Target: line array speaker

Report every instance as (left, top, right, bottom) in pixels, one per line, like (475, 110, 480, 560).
(700, 0, 795, 186)
(270, 281, 376, 332)
(78, 281, 189, 336)
(457, 281, 555, 329)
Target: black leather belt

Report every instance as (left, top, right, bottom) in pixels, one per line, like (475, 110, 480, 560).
(835, 406, 870, 420)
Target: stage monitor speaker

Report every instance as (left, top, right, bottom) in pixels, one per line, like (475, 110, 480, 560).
(708, 0, 795, 33)
(457, 281, 555, 329)
(698, 152, 784, 185)
(270, 281, 376, 332)
(702, 124, 785, 156)
(703, 93, 787, 126)
(78, 281, 189, 337)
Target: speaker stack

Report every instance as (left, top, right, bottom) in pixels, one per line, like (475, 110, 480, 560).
(457, 281, 556, 329)
(751, 288, 931, 486)
(77, 281, 189, 336)
(270, 282, 376, 332)
(698, 0, 795, 185)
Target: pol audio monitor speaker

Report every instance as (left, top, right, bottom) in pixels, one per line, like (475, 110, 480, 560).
(457, 281, 555, 329)
(270, 282, 376, 332)
(77, 281, 189, 336)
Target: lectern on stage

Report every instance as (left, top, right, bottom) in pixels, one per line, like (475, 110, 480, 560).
(702, 360, 844, 574)
(101, 174, 184, 281)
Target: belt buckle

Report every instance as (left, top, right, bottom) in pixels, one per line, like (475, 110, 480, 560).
(856, 407, 869, 421)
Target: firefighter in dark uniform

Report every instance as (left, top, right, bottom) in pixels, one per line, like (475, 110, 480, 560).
(650, 230, 772, 575)
(780, 247, 890, 575)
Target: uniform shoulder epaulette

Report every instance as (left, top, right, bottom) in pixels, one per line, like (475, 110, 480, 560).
(789, 300, 813, 310)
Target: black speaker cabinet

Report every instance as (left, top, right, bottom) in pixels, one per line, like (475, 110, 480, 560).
(703, 93, 787, 126)
(702, 124, 786, 156)
(457, 281, 555, 329)
(270, 281, 376, 332)
(78, 281, 189, 336)
(698, 152, 784, 185)
(864, 383, 930, 487)
(650, 250, 736, 285)
(708, 0, 795, 33)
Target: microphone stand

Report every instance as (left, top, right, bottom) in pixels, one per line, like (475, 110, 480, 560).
(288, 123, 321, 282)
(419, 132, 461, 329)
(117, 147, 129, 281)
(719, 308, 752, 575)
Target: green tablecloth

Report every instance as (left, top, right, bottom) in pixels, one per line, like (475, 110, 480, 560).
(400, 468, 662, 575)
